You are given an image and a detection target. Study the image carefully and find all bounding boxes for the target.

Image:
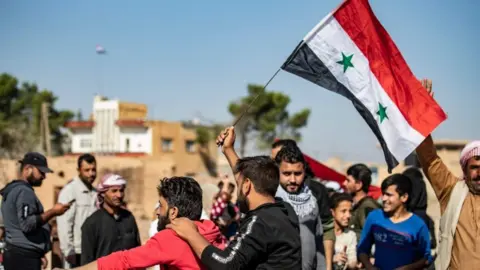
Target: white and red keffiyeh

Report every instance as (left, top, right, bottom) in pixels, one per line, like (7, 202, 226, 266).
(460, 141, 480, 171)
(96, 173, 127, 208)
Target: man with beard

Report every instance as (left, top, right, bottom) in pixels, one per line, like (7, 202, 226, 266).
(57, 154, 98, 268)
(61, 176, 226, 270)
(271, 139, 332, 225)
(342, 164, 380, 239)
(414, 83, 480, 270)
(80, 174, 140, 265)
(275, 145, 326, 270)
(1, 152, 71, 270)
(166, 127, 302, 270)
(271, 139, 334, 270)
(357, 174, 432, 270)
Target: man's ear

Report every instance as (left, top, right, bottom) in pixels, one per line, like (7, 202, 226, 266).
(243, 178, 252, 195)
(169, 206, 179, 220)
(355, 181, 363, 193)
(400, 193, 409, 204)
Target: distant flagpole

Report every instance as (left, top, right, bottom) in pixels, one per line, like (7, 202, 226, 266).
(95, 45, 107, 95)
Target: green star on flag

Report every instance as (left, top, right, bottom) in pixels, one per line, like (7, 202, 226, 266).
(281, 0, 447, 173)
(376, 103, 389, 123)
(336, 52, 354, 72)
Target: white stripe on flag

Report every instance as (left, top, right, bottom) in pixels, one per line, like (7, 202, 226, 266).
(304, 16, 424, 160)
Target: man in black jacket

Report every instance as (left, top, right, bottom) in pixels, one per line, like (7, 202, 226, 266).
(272, 139, 334, 270)
(0, 152, 71, 270)
(168, 127, 302, 270)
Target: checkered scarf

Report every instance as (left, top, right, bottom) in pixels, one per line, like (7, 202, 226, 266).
(276, 184, 317, 218)
(96, 173, 127, 208)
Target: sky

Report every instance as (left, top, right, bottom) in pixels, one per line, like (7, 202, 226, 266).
(1, 0, 478, 163)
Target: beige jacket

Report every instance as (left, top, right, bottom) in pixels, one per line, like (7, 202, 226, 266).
(435, 181, 469, 270)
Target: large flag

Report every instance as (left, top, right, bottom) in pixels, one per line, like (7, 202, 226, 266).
(281, 0, 447, 172)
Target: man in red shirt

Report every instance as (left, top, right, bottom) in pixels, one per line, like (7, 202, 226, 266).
(58, 176, 226, 270)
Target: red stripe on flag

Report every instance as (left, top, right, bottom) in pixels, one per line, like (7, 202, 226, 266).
(333, 0, 447, 137)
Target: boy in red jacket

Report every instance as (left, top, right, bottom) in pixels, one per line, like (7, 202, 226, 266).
(61, 177, 226, 270)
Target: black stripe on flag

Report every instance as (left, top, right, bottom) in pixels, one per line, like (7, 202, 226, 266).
(281, 41, 399, 172)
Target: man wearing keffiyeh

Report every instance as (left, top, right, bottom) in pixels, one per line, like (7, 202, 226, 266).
(275, 145, 326, 270)
(415, 79, 480, 270)
(95, 173, 127, 208)
(79, 173, 141, 265)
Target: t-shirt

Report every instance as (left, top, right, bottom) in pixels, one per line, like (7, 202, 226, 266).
(334, 230, 357, 270)
(357, 209, 432, 269)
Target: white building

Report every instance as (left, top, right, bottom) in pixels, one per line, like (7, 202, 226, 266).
(65, 96, 152, 155)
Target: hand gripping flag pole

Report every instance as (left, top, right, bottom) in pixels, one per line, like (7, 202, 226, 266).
(217, 68, 281, 147)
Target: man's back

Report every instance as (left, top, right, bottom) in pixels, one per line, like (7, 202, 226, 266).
(351, 196, 380, 238)
(201, 200, 302, 270)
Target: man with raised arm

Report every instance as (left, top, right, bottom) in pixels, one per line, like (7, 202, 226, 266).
(167, 127, 302, 269)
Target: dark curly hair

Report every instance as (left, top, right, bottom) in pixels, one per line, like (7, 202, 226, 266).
(275, 145, 306, 166)
(272, 139, 298, 150)
(157, 176, 203, 220)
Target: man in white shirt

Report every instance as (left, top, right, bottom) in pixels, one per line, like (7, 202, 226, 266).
(57, 154, 98, 268)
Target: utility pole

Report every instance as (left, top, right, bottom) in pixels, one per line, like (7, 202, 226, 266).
(41, 102, 52, 156)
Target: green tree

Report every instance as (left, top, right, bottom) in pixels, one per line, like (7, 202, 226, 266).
(195, 124, 225, 147)
(0, 73, 74, 157)
(195, 126, 211, 147)
(228, 84, 311, 156)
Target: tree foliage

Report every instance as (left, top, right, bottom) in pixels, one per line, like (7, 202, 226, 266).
(228, 84, 311, 156)
(0, 73, 74, 158)
(195, 124, 225, 147)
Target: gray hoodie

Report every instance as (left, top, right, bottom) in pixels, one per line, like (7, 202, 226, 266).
(0, 180, 51, 255)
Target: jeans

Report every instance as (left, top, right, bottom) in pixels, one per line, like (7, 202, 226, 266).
(3, 245, 41, 270)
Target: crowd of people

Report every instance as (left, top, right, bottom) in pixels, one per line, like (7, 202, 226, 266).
(0, 96, 479, 270)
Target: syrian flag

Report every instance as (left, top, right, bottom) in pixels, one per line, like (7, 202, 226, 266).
(96, 45, 106, 54)
(281, 0, 447, 172)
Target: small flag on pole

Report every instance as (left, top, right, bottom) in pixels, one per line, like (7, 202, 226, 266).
(96, 45, 106, 54)
(281, 0, 447, 172)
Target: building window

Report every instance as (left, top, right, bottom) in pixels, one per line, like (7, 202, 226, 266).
(80, 138, 92, 148)
(185, 140, 195, 153)
(125, 138, 130, 152)
(162, 138, 173, 152)
(370, 166, 379, 186)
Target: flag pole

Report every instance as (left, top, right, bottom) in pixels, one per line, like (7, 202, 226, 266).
(231, 68, 282, 127)
(217, 68, 281, 147)
(218, 0, 349, 147)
